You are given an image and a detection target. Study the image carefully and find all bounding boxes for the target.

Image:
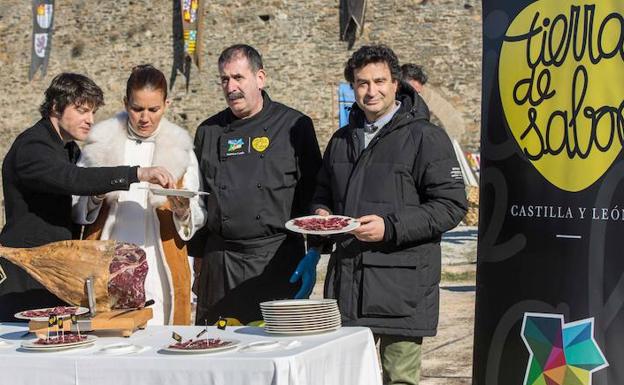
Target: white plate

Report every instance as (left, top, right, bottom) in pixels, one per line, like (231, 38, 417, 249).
(139, 187, 210, 198)
(262, 307, 339, 314)
(261, 306, 337, 314)
(265, 320, 342, 329)
(285, 215, 359, 235)
(264, 325, 341, 335)
(95, 343, 147, 355)
(161, 339, 240, 354)
(14, 306, 89, 321)
(261, 299, 337, 308)
(262, 312, 341, 321)
(21, 335, 97, 351)
(0, 340, 14, 349)
(265, 318, 341, 327)
(239, 340, 281, 352)
(262, 309, 339, 316)
(21, 341, 96, 352)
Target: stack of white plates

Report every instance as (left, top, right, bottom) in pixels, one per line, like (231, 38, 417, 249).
(260, 299, 341, 335)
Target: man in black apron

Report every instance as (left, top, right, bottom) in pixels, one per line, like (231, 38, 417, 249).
(0, 73, 176, 321)
(192, 44, 322, 325)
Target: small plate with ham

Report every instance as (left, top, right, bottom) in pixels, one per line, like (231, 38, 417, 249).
(21, 334, 97, 351)
(285, 215, 359, 235)
(161, 338, 240, 354)
(14, 306, 89, 322)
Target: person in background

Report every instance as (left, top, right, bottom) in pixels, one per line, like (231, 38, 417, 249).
(306, 45, 467, 384)
(72, 65, 206, 325)
(191, 44, 322, 325)
(0, 72, 175, 322)
(401, 63, 428, 94)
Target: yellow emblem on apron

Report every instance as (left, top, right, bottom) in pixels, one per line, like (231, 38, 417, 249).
(252, 136, 270, 152)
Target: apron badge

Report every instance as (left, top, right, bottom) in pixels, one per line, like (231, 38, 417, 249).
(226, 138, 246, 156)
(252, 136, 270, 152)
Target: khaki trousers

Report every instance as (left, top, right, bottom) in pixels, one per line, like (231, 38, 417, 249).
(376, 334, 423, 385)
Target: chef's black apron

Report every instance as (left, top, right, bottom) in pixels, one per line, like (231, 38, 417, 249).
(195, 233, 304, 325)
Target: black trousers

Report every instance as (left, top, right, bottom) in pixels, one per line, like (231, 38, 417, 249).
(195, 234, 304, 325)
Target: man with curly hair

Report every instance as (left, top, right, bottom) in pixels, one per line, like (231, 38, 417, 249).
(308, 45, 467, 384)
(0, 73, 175, 321)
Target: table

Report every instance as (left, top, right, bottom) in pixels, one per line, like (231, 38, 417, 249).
(0, 323, 382, 385)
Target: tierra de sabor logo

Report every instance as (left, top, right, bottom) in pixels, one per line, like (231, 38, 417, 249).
(500, 0, 624, 192)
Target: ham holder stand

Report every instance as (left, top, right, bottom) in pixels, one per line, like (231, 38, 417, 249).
(29, 276, 153, 338)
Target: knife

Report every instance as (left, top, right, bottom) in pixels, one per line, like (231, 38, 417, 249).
(66, 276, 98, 333)
(85, 276, 96, 317)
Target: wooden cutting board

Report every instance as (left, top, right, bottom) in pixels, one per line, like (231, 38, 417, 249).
(29, 308, 153, 338)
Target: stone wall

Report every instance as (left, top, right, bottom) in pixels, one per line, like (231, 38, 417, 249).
(0, 0, 482, 168)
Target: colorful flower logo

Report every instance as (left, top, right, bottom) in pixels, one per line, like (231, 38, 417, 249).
(522, 313, 608, 385)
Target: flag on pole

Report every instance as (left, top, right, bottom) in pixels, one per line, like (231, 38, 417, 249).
(182, 0, 201, 67)
(340, 0, 366, 48)
(171, 0, 202, 90)
(29, 0, 55, 80)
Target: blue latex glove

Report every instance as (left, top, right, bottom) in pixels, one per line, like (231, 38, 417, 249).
(289, 248, 321, 299)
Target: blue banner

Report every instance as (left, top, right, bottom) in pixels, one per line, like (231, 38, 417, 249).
(338, 82, 354, 128)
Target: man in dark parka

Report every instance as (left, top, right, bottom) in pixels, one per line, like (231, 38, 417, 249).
(311, 45, 467, 384)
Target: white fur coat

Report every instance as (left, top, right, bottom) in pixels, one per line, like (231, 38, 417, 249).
(79, 112, 193, 207)
(72, 112, 206, 325)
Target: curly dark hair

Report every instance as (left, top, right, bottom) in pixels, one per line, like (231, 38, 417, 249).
(218, 44, 264, 73)
(401, 63, 428, 85)
(344, 45, 401, 84)
(39, 73, 104, 118)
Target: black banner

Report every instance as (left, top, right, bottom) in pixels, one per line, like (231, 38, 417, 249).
(171, 0, 202, 91)
(29, 0, 54, 81)
(475, 1, 624, 384)
(340, 0, 366, 48)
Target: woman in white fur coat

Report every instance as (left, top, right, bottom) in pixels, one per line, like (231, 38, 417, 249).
(72, 65, 206, 325)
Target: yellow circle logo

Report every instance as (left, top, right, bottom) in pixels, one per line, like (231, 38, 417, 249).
(252, 136, 270, 152)
(499, 0, 624, 192)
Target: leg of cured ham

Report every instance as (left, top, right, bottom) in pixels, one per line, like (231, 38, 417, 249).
(0, 240, 148, 312)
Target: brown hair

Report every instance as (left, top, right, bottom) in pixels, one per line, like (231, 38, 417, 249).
(125, 64, 167, 102)
(218, 44, 263, 73)
(40, 73, 104, 118)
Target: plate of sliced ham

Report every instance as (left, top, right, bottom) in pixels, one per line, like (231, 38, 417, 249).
(14, 306, 89, 321)
(285, 215, 360, 235)
(162, 338, 240, 354)
(21, 334, 97, 351)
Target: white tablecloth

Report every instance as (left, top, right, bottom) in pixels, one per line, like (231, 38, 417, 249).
(0, 323, 381, 385)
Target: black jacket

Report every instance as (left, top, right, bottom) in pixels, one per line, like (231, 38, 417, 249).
(0, 118, 138, 321)
(313, 90, 467, 337)
(191, 92, 322, 323)
(191, 92, 322, 246)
